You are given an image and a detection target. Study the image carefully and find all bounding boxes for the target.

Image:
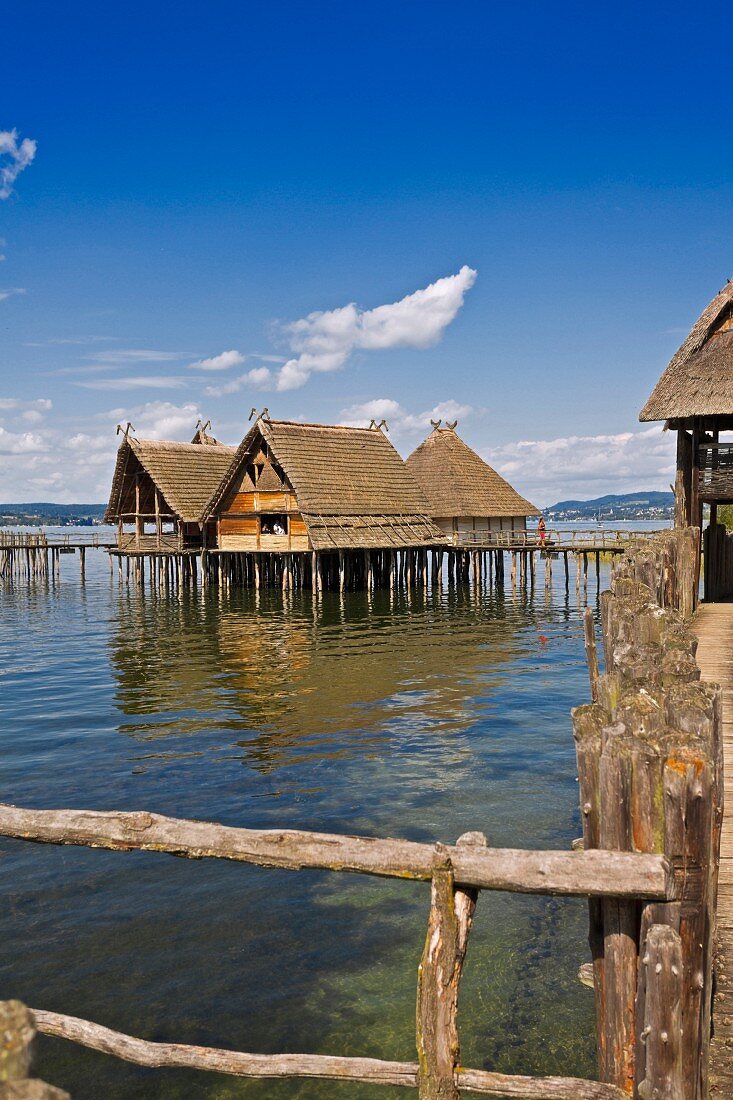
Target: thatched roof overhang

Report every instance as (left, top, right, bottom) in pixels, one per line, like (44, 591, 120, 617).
(104, 438, 236, 524)
(405, 428, 539, 519)
(640, 280, 733, 421)
(204, 418, 444, 550)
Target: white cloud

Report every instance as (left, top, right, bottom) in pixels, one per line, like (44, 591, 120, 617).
(0, 427, 47, 455)
(205, 366, 273, 397)
(484, 426, 677, 506)
(0, 129, 37, 200)
(0, 397, 52, 414)
(340, 398, 473, 441)
(276, 266, 478, 391)
(74, 376, 186, 391)
(128, 400, 204, 439)
(189, 349, 245, 371)
(0, 287, 26, 303)
(0, 400, 209, 502)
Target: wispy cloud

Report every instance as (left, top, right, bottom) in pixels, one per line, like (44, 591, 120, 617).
(74, 376, 186, 391)
(276, 266, 478, 391)
(205, 366, 273, 397)
(189, 349, 245, 371)
(25, 336, 120, 348)
(0, 287, 26, 303)
(86, 349, 182, 363)
(0, 129, 37, 200)
(340, 398, 473, 441)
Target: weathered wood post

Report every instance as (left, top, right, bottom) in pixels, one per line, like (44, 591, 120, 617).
(637, 926, 684, 1100)
(416, 832, 485, 1099)
(0, 1000, 69, 1098)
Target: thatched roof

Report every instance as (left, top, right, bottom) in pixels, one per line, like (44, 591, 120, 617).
(205, 418, 443, 550)
(105, 437, 236, 524)
(640, 280, 733, 421)
(406, 427, 540, 519)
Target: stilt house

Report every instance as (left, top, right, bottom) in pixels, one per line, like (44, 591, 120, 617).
(405, 423, 539, 544)
(640, 279, 733, 599)
(203, 416, 442, 554)
(104, 426, 235, 552)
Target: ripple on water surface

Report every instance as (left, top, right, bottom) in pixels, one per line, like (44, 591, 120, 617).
(0, 547, 600, 1098)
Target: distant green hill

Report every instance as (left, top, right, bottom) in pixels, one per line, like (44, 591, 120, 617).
(545, 491, 674, 520)
(0, 503, 107, 526)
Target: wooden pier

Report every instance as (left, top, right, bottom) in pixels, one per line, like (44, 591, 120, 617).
(693, 602, 733, 1095)
(0, 526, 668, 593)
(0, 531, 115, 582)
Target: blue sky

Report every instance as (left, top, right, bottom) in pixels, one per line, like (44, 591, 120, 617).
(2, 1, 732, 504)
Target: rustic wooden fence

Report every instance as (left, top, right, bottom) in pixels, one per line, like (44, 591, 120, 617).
(575, 525, 721, 1099)
(0, 803, 675, 1099)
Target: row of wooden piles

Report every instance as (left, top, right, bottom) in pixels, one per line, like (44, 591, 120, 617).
(105, 547, 608, 594)
(574, 527, 721, 1098)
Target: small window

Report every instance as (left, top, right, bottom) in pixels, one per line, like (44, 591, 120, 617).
(259, 514, 288, 536)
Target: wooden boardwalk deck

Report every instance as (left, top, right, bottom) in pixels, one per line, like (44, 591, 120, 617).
(693, 602, 733, 1094)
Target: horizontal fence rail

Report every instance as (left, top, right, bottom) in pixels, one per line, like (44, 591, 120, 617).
(27, 1007, 628, 1098)
(0, 804, 675, 899)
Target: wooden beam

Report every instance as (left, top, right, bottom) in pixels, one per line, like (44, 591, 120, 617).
(0, 804, 675, 899)
(30, 1008, 628, 1097)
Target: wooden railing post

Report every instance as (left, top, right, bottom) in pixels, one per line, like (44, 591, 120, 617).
(416, 833, 485, 1099)
(0, 1000, 69, 1097)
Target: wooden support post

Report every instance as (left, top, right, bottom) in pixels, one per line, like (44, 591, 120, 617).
(638, 926, 684, 1100)
(675, 430, 693, 529)
(416, 832, 485, 1099)
(339, 550, 345, 594)
(583, 606, 600, 703)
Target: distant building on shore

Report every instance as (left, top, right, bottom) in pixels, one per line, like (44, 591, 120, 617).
(406, 422, 539, 544)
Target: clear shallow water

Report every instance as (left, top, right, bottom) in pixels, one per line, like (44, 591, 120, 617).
(0, 539, 605, 1098)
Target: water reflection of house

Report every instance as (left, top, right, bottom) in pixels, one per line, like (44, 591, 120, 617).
(104, 426, 234, 552)
(406, 423, 539, 544)
(640, 281, 733, 599)
(108, 590, 530, 770)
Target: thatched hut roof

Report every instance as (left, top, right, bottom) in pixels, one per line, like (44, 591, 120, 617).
(105, 437, 235, 524)
(406, 426, 539, 519)
(640, 281, 733, 421)
(205, 417, 443, 549)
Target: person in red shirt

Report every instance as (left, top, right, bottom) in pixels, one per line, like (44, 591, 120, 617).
(538, 516, 546, 545)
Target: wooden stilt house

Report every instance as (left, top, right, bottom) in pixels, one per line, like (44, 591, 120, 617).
(640, 279, 733, 599)
(203, 416, 442, 557)
(405, 423, 539, 545)
(104, 426, 235, 552)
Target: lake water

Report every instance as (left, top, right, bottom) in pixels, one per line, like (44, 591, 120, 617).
(0, 529, 654, 1098)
